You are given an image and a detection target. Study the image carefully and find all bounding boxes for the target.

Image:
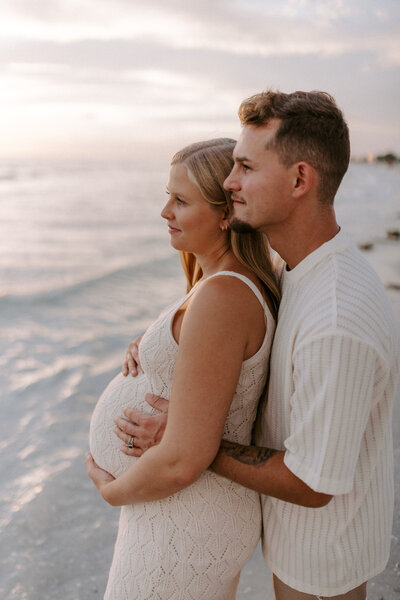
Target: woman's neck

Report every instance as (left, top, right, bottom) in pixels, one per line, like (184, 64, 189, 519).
(196, 246, 238, 278)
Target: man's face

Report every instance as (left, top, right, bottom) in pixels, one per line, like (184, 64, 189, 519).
(224, 120, 295, 235)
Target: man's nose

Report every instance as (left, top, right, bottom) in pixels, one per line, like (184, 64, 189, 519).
(224, 168, 239, 191)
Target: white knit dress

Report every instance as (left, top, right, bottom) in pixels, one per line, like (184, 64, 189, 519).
(89, 271, 275, 600)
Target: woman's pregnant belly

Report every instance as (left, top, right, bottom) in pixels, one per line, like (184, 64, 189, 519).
(89, 372, 151, 478)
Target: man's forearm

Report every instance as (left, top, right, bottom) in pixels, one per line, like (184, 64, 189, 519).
(220, 440, 278, 466)
(211, 441, 332, 508)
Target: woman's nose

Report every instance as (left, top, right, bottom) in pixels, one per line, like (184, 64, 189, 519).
(161, 198, 173, 220)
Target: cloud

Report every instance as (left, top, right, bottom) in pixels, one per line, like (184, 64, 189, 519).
(2, 0, 399, 66)
(0, 0, 398, 158)
(0, 0, 197, 44)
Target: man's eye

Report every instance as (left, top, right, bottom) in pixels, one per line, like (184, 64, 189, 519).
(242, 164, 251, 171)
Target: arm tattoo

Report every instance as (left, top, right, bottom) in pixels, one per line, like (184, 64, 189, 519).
(221, 441, 277, 467)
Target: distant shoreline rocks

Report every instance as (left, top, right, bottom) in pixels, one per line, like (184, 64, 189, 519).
(357, 229, 400, 251)
(387, 283, 400, 291)
(351, 152, 400, 165)
(358, 242, 374, 251)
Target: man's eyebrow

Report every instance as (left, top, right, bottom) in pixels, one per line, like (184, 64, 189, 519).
(234, 155, 253, 163)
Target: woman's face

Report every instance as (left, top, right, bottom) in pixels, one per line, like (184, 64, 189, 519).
(161, 163, 225, 254)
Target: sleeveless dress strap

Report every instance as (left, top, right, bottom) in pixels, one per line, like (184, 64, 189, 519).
(204, 270, 268, 313)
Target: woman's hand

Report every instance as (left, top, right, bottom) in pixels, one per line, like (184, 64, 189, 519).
(114, 394, 169, 457)
(122, 336, 143, 377)
(85, 452, 115, 499)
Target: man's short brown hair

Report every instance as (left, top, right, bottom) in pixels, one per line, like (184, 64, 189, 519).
(238, 90, 350, 204)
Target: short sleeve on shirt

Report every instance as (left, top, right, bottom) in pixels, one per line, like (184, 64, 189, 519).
(283, 332, 382, 495)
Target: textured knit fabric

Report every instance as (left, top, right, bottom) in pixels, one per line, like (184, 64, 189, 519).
(258, 231, 398, 596)
(90, 271, 275, 600)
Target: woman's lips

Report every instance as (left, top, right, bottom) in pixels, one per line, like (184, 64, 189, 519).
(168, 225, 181, 233)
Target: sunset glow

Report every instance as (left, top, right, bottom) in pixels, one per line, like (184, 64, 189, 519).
(1, 0, 399, 160)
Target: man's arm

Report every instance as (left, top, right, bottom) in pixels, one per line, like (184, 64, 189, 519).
(115, 399, 332, 507)
(212, 441, 332, 508)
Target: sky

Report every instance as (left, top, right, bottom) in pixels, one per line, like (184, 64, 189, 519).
(1, 0, 399, 162)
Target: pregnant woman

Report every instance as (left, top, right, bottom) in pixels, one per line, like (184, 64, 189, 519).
(86, 137, 280, 600)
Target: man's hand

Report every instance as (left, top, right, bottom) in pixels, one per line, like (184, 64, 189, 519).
(114, 393, 169, 457)
(122, 336, 143, 377)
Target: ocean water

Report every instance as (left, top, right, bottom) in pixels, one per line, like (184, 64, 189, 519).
(0, 160, 399, 599)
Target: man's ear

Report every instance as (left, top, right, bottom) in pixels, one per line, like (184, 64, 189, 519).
(292, 162, 314, 198)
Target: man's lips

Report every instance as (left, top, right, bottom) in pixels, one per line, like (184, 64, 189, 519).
(231, 194, 246, 205)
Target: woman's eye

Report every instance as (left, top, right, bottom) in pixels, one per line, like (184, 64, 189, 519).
(176, 197, 185, 205)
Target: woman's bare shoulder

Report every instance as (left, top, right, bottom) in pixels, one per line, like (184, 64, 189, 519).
(185, 272, 264, 327)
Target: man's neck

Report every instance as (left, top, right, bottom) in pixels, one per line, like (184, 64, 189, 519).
(267, 214, 340, 270)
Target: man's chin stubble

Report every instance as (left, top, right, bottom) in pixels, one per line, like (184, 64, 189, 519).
(228, 217, 258, 234)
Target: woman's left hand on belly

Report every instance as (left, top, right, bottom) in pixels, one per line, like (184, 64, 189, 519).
(85, 452, 115, 498)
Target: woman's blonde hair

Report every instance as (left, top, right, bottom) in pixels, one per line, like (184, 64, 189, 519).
(171, 138, 280, 318)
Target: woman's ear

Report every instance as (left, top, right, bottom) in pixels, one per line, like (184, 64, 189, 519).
(219, 208, 230, 232)
(292, 162, 314, 199)
(219, 219, 229, 232)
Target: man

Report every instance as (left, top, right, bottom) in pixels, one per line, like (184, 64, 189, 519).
(116, 90, 398, 599)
